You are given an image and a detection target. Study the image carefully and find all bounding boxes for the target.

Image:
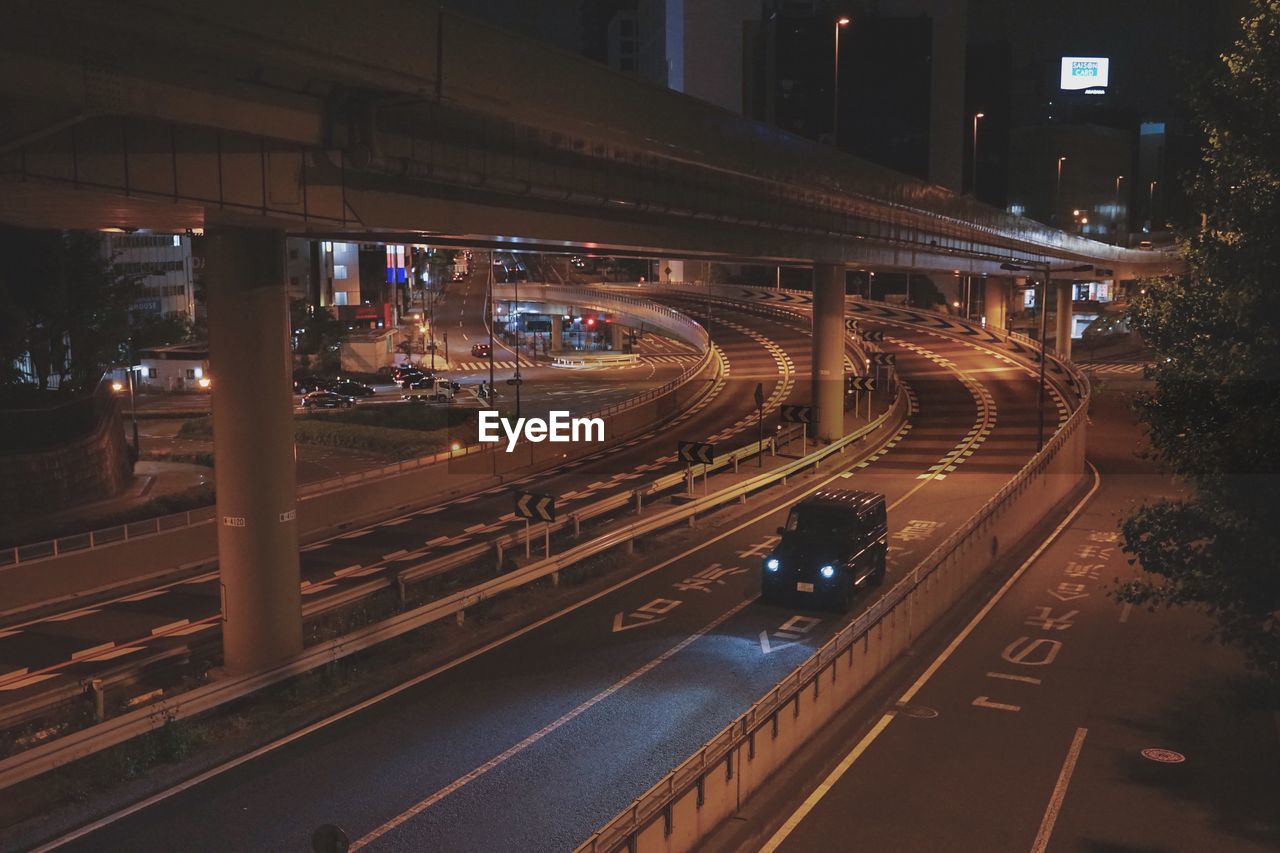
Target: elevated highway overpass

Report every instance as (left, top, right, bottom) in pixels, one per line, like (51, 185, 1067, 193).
(0, 2, 1155, 680)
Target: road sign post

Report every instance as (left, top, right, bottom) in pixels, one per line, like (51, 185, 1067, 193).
(780, 405, 814, 455)
(754, 382, 764, 467)
(678, 441, 716, 495)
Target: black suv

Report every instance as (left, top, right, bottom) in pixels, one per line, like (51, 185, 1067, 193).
(761, 490, 887, 612)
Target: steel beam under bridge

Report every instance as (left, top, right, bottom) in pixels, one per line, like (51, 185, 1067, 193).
(0, 2, 1179, 280)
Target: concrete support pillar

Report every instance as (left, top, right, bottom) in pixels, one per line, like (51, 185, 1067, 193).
(1054, 280, 1074, 360)
(812, 263, 846, 443)
(983, 276, 1009, 332)
(550, 314, 564, 352)
(207, 225, 302, 675)
(611, 323, 625, 351)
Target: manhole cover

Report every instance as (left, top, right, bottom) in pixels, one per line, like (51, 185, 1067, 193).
(894, 704, 939, 719)
(1140, 748, 1186, 764)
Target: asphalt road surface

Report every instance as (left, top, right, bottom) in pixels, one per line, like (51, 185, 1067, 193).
(20, 296, 1068, 852)
(722, 384, 1280, 853)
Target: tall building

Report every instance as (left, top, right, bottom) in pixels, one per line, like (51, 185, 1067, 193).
(747, 0, 967, 190)
(104, 231, 196, 321)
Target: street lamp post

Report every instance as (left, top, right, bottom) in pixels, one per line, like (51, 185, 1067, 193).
(1148, 179, 1158, 228)
(1001, 260, 1092, 451)
(1054, 156, 1067, 225)
(1113, 175, 1125, 246)
(832, 17, 850, 146)
(971, 112, 984, 195)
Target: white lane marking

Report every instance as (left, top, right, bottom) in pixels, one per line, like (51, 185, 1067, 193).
(118, 590, 167, 603)
(150, 619, 190, 636)
(972, 695, 1021, 712)
(43, 609, 100, 623)
(0, 673, 60, 691)
(760, 463, 1102, 852)
(382, 550, 409, 561)
(350, 597, 754, 849)
(70, 642, 115, 661)
(1030, 727, 1089, 853)
(986, 671, 1042, 685)
(168, 621, 216, 636)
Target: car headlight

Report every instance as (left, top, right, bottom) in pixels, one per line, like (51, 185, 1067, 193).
(765, 558, 780, 572)
(819, 564, 836, 579)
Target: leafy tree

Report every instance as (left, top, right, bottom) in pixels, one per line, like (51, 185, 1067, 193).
(130, 311, 197, 357)
(1117, 1, 1280, 687)
(290, 299, 346, 371)
(0, 227, 141, 392)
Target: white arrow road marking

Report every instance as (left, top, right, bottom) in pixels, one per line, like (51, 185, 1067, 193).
(612, 612, 662, 632)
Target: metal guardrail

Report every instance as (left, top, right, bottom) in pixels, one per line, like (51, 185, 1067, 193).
(0, 379, 906, 792)
(0, 290, 713, 571)
(550, 354, 640, 368)
(576, 341, 1092, 853)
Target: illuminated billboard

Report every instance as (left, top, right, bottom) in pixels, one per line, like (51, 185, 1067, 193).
(1060, 57, 1110, 91)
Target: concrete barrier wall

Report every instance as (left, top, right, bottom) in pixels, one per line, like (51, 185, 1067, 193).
(579, 377, 1090, 853)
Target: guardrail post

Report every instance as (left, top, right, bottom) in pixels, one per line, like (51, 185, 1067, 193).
(573, 514, 581, 539)
(733, 455, 739, 474)
(396, 574, 407, 610)
(634, 490, 643, 515)
(90, 678, 105, 723)
(52, 538, 58, 557)
(495, 541, 504, 570)
(456, 609, 465, 627)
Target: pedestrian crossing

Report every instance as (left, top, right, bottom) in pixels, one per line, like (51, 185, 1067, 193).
(447, 354, 699, 372)
(1082, 363, 1147, 375)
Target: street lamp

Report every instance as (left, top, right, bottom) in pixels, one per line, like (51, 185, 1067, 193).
(1148, 179, 1158, 228)
(971, 113, 985, 195)
(832, 16, 851, 146)
(1000, 260, 1093, 451)
(1054, 156, 1067, 225)
(1113, 175, 1125, 246)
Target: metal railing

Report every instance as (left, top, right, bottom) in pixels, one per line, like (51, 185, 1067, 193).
(0, 290, 713, 570)
(576, 346, 1092, 853)
(0, 379, 907, 792)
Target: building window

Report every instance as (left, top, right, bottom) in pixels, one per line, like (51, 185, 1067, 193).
(185, 368, 196, 379)
(334, 291, 349, 306)
(333, 264, 348, 280)
(148, 368, 158, 378)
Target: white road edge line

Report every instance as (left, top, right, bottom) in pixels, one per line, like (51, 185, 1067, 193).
(760, 462, 1102, 853)
(1030, 726, 1089, 853)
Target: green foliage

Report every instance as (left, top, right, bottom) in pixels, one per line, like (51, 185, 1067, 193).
(289, 299, 346, 370)
(1118, 1, 1280, 687)
(0, 227, 141, 391)
(130, 311, 199, 357)
(179, 414, 449, 458)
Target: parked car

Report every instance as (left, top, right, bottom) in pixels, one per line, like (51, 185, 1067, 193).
(393, 365, 423, 383)
(301, 390, 355, 409)
(331, 380, 375, 397)
(471, 343, 492, 358)
(760, 490, 887, 612)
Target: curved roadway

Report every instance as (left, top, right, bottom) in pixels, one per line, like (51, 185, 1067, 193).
(21, 295, 1068, 852)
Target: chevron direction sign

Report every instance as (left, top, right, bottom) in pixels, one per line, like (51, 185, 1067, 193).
(847, 376, 877, 392)
(860, 329, 885, 342)
(870, 352, 896, 366)
(514, 491, 556, 522)
(678, 440, 715, 465)
(780, 404, 814, 424)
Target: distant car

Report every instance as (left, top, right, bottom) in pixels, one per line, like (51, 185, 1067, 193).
(392, 365, 423, 383)
(293, 375, 333, 394)
(471, 343, 492, 358)
(1137, 240, 1153, 250)
(331, 380, 374, 397)
(302, 390, 354, 409)
(402, 378, 456, 403)
(401, 373, 441, 390)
